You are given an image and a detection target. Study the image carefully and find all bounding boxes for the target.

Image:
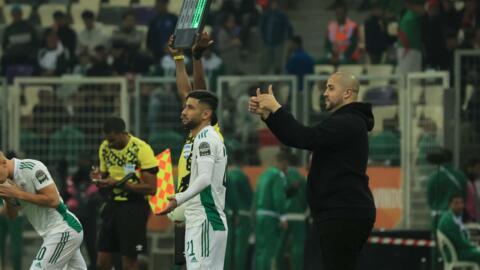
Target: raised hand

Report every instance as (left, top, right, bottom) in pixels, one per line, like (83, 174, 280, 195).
(192, 32, 214, 58)
(256, 85, 282, 113)
(167, 35, 183, 57)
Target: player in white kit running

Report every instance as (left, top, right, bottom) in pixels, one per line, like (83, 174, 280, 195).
(0, 152, 86, 270)
(160, 90, 228, 270)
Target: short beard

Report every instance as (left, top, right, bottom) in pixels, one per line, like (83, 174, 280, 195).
(183, 120, 199, 131)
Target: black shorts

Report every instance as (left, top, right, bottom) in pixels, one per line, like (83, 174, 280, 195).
(98, 200, 150, 257)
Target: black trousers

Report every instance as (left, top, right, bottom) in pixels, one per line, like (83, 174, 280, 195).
(315, 219, 373, 270)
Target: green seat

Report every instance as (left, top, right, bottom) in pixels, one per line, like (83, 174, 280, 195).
(369, 130, 400, 166)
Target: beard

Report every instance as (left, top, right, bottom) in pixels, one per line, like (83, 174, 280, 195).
(182, 117, 200, 131)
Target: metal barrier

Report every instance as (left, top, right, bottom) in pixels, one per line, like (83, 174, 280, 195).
(454, 50, 480, 167)
(405, 71, 450, 229)
(10, 77, 128, 170)
(217, 75, 298, 166)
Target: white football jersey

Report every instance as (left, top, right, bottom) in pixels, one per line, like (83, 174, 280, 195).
(184, 126, 228, 230)
(10, 159, 82, 238)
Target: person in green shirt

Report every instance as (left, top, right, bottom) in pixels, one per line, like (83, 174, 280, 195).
(438, 194, 480, 264)
(396, 0, 424, 77)
(255, 150, 290, 270)
(225, 151, 253, 270)
(426, 148, 468, 229)
(276, 165, 308, 270)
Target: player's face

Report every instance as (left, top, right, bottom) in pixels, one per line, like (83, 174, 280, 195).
(450, 197, 465, 215)
(324, 75, 346, 112)
(105, 132, 124, 149)
(181, 98, 204, 130)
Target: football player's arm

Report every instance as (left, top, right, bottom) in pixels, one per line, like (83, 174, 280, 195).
(15, 183, 60, 208)
(124, 144, 158, 195)
(192, 33, 213, 91)
(168, 35, 191, 101)
(175, 140, 216, 205)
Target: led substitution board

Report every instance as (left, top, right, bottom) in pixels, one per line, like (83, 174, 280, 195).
(173, 0, 212, 48)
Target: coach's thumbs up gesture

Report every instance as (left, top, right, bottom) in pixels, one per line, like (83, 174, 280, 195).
(248, 85, 282, 119)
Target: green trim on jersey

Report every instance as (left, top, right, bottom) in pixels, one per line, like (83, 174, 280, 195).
(202, 220, 210, 257)
(48, 231, 70, 264)
(56, 203, 82, 233)
(198, 129, 209, 139)
(19, 161, 35, 170)
(200, 186, 225, 231)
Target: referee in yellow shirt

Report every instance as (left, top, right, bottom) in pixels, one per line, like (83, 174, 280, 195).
(92, 117, 158, 270)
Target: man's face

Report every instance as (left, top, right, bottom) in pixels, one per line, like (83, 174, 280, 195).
(105, 132, 124, 149)
(123, 15, 136, 29)
(324, 75, 346, 111)
(335, 7, 347, 23)
(181, 98, 209, 130)
(450, 197, 465, 215)
(83, 18, 94, 29)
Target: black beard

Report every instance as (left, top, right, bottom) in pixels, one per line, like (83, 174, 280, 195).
(183, 120, 199, 131)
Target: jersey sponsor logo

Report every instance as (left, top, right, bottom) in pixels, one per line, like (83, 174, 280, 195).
(199, 142, 211, 157)
(35, 170, 48, 184)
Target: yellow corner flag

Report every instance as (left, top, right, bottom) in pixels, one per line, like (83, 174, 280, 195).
(149, 149, 175, 214)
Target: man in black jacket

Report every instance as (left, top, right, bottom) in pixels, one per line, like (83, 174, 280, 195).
(249, 72, 376, 270)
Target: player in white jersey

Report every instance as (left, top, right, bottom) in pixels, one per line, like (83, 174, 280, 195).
(160, 90, 228, 270)
(0, 152, 86, 270)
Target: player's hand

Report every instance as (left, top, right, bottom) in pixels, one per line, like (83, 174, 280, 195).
(0, 181, 21, 199)
(256, 85, 282, 113)
(97, 177, 117, 188)
(249, 95, 270, 119)
(158, 195, 178, 215)
(192, 32, 214, 55)
(168, 35, 183, 57)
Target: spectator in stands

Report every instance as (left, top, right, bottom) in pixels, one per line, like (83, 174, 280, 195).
(464, 158, 480, 221)
(438, 194, 480, 264)
(46, 11, 77, 63)
(426, 148, 468, 229)
(77, 10, 108, 58)
(201, 48, 224, 91)
(1, 5, 38, 74)
(111, 41, 152, 76)
(364, 2, 392, 64)
(37, 30, 71, 76)
(321, 3, 361, 65)
(423, 0, 451, 70)
(369, 117, 401, 166)
(0, 151, 24, 270)
(440, 0, 462, 34)
(86, 45, 113, 76)
(160, 44, 190, 77)
(396, 0, 424, 77)
(32, 90, 69, 138)
(147, 0, 178, 62)
(285, 35, 314, 90)
(260, 0, 293, 74)
(112, 10, 144, 52)
(73, 50, 92, 75)
(218, 13, 242, 75)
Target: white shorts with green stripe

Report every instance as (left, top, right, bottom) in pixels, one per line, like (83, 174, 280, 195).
(185, 219, 227, 270)
(30, 229, 86, 270)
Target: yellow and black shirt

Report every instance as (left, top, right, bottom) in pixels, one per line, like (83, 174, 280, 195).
(99, 134, 158, 202)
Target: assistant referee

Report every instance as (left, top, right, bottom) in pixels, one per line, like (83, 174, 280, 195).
(249, 72, 376, 270)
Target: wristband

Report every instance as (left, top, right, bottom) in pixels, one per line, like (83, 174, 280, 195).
(173, 55, 185, 61)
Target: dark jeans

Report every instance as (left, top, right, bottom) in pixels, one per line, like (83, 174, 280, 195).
(315, 218, 373, 270)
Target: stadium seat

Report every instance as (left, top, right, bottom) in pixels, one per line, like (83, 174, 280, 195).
(436, 230, 480, 270)
(77, 0, 101, 6)
(3, 4, 32, 25)
(138, 0, 155, 6)
(108, 0, 132, 7)
(38, 4, 67, 27)
(337, 64, 364, 77)
(169, 0, 183, 16)
(70, 3, 100, 25)
(371, 105, 397, 132)
(365, 64, 394, 88)
(424, 86, 444, 105)
(314, 64, 335, 74)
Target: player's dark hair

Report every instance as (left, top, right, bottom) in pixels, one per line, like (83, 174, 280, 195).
(186, 90, 219, 125)
(103, 117, 126, 134)
(81, 10, 95, 20)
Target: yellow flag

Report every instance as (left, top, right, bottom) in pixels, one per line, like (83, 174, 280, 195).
(149, 149, 175, 214)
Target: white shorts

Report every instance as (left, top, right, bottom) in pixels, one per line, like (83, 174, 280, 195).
(185, 220, 227, 270)
(30, 229, 87, 270)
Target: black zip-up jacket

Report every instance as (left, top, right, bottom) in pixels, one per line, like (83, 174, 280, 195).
(265, 102, 376, 222)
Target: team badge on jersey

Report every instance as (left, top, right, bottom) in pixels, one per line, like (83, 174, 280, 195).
(35, 170, 48, 184)
(199, 142, 211, 156)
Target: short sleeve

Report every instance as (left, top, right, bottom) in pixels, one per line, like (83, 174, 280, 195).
(32, 162, 55, 191)
(195, 137, 217, 163)
(139, 142, 158, 170)
(99, 141, 107, 172)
